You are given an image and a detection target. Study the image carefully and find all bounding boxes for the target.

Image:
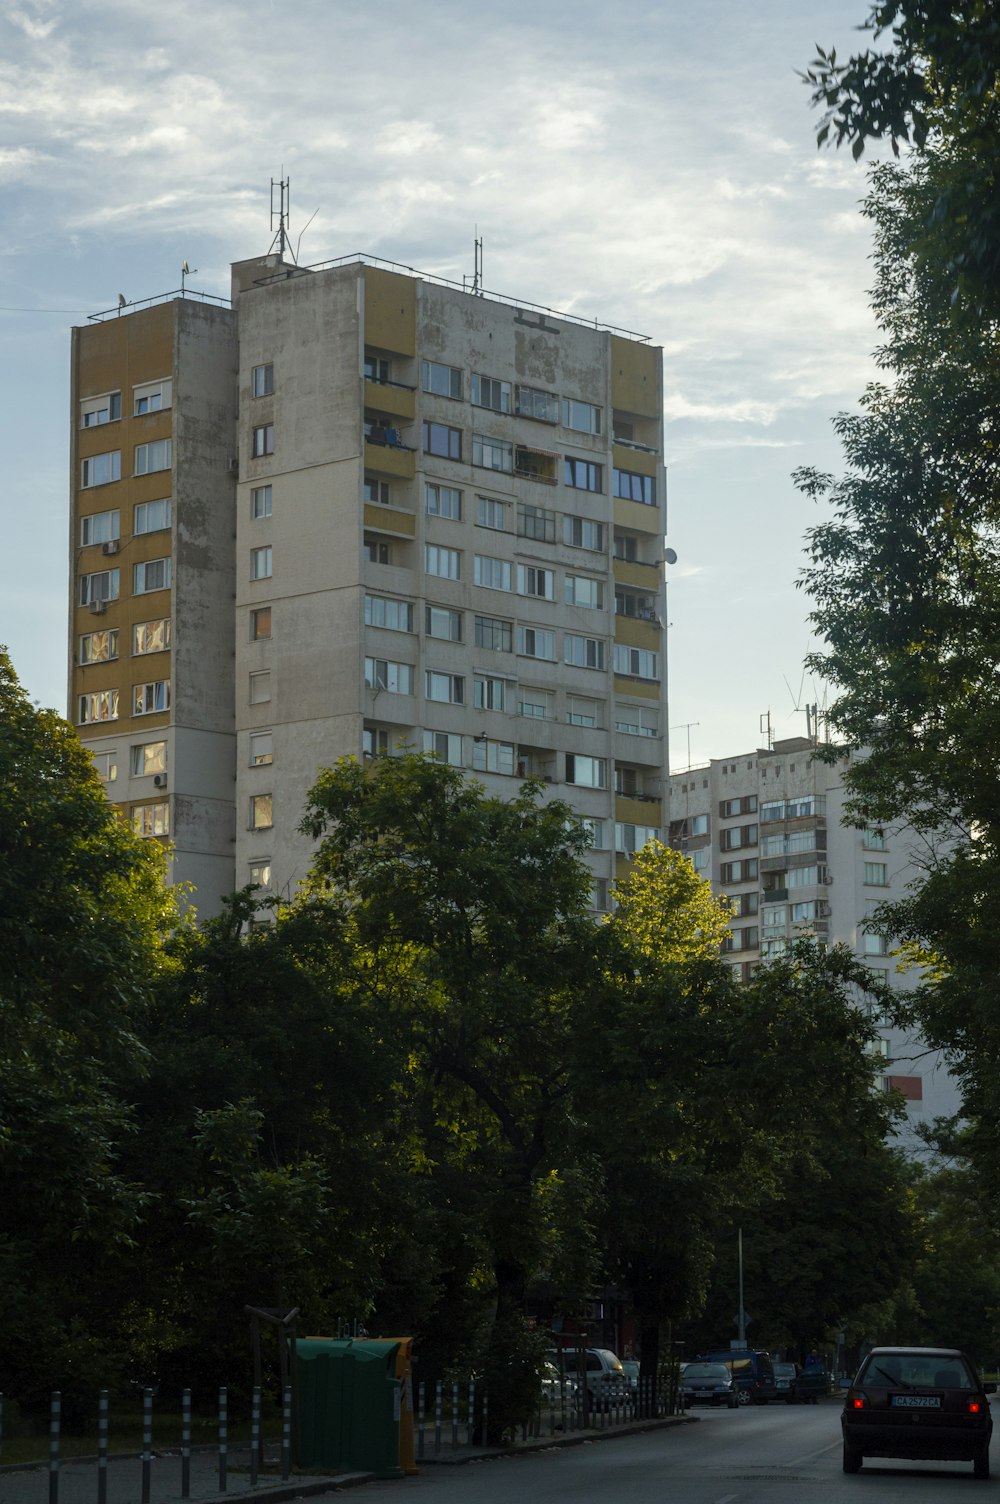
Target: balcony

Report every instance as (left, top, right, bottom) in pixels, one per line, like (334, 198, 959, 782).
(363, 503, 415, 539)
(363, 379, 415, 421)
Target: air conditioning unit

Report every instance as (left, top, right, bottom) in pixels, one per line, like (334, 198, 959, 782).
(153, 773, 167, 789)
(89, 599, 107, 615)
(228, 457, 239, 474)
(101, 540, 120, 555)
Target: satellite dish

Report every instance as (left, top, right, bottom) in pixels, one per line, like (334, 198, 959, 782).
(117, 293, 126, 308)
(664, 547, 678, 565)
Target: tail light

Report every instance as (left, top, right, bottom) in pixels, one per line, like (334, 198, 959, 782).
(968, 1401, 981, 1414)
(851, 1396, 865, 1410)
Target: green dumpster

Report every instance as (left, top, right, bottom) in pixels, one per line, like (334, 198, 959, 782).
(297, 1338, 403, 1477)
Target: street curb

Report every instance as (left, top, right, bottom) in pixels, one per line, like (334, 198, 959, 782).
(418, 1413, 697, 1464)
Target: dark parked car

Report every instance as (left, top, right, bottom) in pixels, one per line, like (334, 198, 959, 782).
(680, 1361, 739, 1409)
(773, 1362, 800, 1403)
(841, 1346, 995, 1478)
(697, 1348, 777, 1406)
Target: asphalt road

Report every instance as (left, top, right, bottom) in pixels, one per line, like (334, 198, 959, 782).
(343, 1399, 997, 1504)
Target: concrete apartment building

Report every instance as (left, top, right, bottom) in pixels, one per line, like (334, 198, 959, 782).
(69, 252, 667, 915)
(667, 735, 959, 1151)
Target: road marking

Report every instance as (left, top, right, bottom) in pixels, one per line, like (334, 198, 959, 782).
(714, 1494, 738, 1504)
(784, 1439, 842, 1466)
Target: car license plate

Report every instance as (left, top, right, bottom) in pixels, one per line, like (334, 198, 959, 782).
(891, 1395, 941, 1408)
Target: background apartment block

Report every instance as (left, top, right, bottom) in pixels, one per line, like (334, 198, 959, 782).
(70, 254, 667, 914)
(667, 736, 959, 1151)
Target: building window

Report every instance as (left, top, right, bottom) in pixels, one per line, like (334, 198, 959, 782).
(761, 830, 821, 858)
(80, 391, 121, 427)
(473, 739, 515, 775)
(519, 689, 552, 719)
(615, 822, 659, 855)
(130, 741, 166, 776)
(252, 364, 274, 398)
(614, 532, 639, 562)
(90, 750, 118, 782)
(581, 817, 605, 849)
(720, 824, 757, 851)
(864, 862, 889, 886)
(364, 352, 391, 384)
(761, 938, 788, 959)
(515, 385, 559, 423)
(133, 618, 171, 655)
(471, 374, 511, 413)
(425, 670, 464, 704)
(250, 794, 273, 830)
(472, 433, 513, 473)
(562, 398, 602, 434)
(363, 726, 389, 757)
(564, 515, 604, 551)
(251, 485, 272, 520)
(613, 644, 658, 679)
(721, 858, 759, 883)
(425, 544, 460, 579)
(564, 634, 605, 669)
(564, 575, 604, 609)
(79, 629, 119, 665)
(251, 546, 273, 581)
(133, 558, 171, 595)
(250, 731, 273, 766)
(251, 425, 274, 459)
(474, 555, 513, 592)
(721, 795, 758, 817)
(863, 829, 887, 850)
(421, 360, 462, 399)
(249, 860, 272, 889)
(132, 801, 169, 837)
(615, 589, 658, 622)
(81, 451, 121, 488)
(515, 445, 559, 484)
(134, 499, 171, 535)
(249, 671, 271, 704)
(365, 595, 414, 632)
(786, 865, 820, 889)
(615, 704, 657, 737)
(565, 753, 607, 789)
(863, 932, 889, 956)
(364, 535, 391, 564)
(423, 421, 462, 459)
(364, 658, 414, 694)
(79, 688, 119, 724)
(517, 625, 555, 660)
(474, 677, 507, 711)
(613, 469, 655, 505)
(134, 439, 172, 476)
(426, 483, 462, 520)
(250, 607, 271, 642)
(564, 457, 602, 492)
(517, 502, 556, 542)
(477, 496, 508, 530)
(133, 380, 171, 415)
(364, 475, 390, 504)
(78, 568, 120, 606)
(425, 604, 462, 641)
(567, 694, 601, 727)
(80, 509, 120, 546)
(474, 615, 512, 652)
(133, 680, 170, 715)
(423, 730, 464, 765)
(516, 564, 554, 600)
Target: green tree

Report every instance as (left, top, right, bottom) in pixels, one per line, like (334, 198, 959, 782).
(0, 649, 176, 1403)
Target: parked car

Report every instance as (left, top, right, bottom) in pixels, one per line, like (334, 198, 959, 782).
(841, 1345, 995, 1477)
(773, 1362, 800, 1403)
(548, 1348, 629, 1410)
(539, 1359, 580, 1411)
(796, 1362, 834, 1403)
(681, 1361, 740, 1409)
(697, 1349, 777, 1406)
(621, 1359, 640, 1398)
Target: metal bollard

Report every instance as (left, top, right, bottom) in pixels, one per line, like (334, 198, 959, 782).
(434, 1379, 442, 1455)
(49, 1392, 60, 1504)
(451, 1380, 459, 1449)
(181, 1389, 191, 1499)
(417, 1380, 425, 1459)
(467, 1380, 475, 1446)
(249, 1386, 261, 1487)
(482, 1388, 488, 1447)
(280, 1384, 291, 1481)
(97, 1390, 108, 1504)
(141, 1389, 152, 1504)
(218, 1386, 228, 1493)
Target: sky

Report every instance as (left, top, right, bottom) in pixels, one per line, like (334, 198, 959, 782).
(0, 0, 884, 770)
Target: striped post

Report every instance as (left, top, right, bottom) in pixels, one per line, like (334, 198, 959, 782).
(181, 1389, 191, 1499)
(481, 1387, 488, 1449)
(218, 1387, 228, 1493)
(417, 1380, 425, 1459)
(451, 1380, 459, 1449)
(141, 1388, 153, 1504)
(467, 1380, 475, 1446)
(48, 1392, 60, 1504)
(249, 1386, 261, 1487)
(434, 1380, 442, 1455)
(281, 1384, 292, 1480)
(97, 1390, 108, 1504)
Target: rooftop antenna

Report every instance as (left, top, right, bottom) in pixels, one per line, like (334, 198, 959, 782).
(269, 174, 296, 264)
(670, 722, 700, 772)
(782, 669, 827, 745)
(465, 229, 483, 296)
(759, 709, 773, 750)
(180, 260, 198, 297)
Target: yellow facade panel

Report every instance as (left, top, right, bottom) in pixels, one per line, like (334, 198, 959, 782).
(364, 379, 415, 421)
(364, 268, 417, 357)
(612, 444, 658, 478)
(614, 618, 660, 650)
(364, 440, 415, 479)
(614, 675, 660, 701)
(610, 336, 661, 418)
(363, 503, 416, 538)
(615, 795, 663, 824)
(612, 557, 662, 590)
(614, 495, 662, 534)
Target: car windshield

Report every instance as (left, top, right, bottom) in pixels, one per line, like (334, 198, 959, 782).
(859, 1353, 976, 1391)
(773, 1364, 797, 1378)
(685, 1363, 730, 1380)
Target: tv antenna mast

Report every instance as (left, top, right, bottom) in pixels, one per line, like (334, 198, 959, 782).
(464, 229, 483, 296)
(782, 669, 827, 744)
(269, 174, 296, 263)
